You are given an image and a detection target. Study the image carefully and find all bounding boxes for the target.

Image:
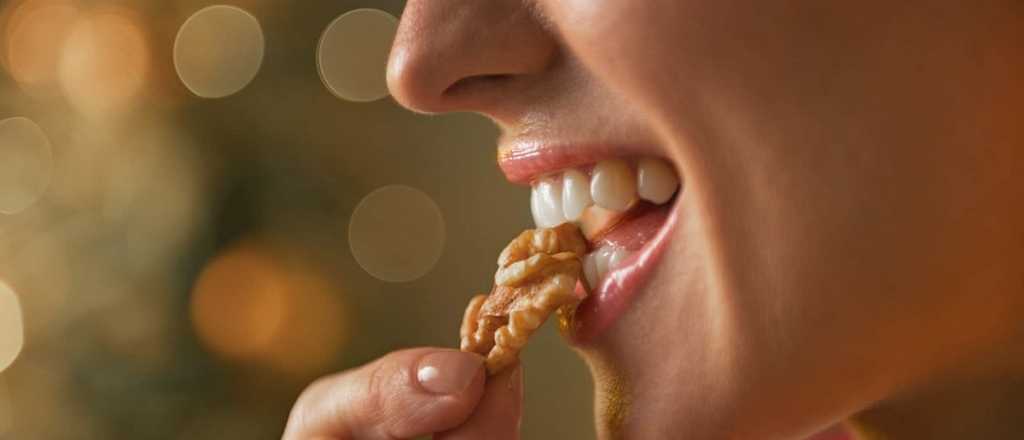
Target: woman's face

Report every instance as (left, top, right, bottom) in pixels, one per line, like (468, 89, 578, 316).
(389, 1, 1024, 438)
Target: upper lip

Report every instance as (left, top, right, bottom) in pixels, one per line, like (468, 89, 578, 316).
(497, 136, 665, 185)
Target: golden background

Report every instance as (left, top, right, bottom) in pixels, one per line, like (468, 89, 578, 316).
(0, 0, 596, 438)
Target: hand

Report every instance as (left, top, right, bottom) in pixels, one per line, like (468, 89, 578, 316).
(283, 348, 523, 439)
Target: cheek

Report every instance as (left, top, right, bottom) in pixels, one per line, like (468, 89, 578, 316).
(540, 0, 728, 165)
(544, 0, 694, 86)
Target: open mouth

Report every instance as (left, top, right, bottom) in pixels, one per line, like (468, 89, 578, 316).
(499, 142, 682, 345)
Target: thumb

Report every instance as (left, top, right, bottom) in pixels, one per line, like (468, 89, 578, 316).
(283, 348, 486, 440)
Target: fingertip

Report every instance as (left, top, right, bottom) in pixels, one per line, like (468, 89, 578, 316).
(284, 348, 490, 440)
(505, 363, 525, 396)
(382, 349, 488, 437)
(437, 363, 524, 440)
(491, 362, 524, 410)
(416, 350, 486, 396)
(501, 363, 525, 430)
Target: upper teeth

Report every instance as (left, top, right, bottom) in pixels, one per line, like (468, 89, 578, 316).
(561, 169, 592, 222)
(532, 176, 567, 227)
(530, 157, 679, 229)
(637, 158, 679, 204)
(591, 159, 637, 212)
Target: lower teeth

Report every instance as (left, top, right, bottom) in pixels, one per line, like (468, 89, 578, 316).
(582, 245, 631, 290)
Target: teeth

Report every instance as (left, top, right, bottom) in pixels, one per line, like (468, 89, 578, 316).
(529, 156, 679, 232)
(590, 159, 636, 212)
(582, 245, 632, 290)
(531, 176, 567, 228)
(582, 253, 599, 290)
(607, 248, 628, 269)
(530, 186, 544, 226)
(593, 246, 613, 276)
(637, 158, 679, 204)
(578, 205, 622, 241)
(561, 169, 592, 221)
(525, 157, 677, 287)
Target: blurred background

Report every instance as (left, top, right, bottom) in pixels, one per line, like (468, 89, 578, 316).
(0, 0, 595, 438)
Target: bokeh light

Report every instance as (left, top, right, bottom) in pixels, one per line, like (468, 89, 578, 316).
(174, 5, 264, 99)
(317, 8, 398, 102)
(0, 117, 52, 215)
(190, 241, 349, 376)
(349, 185, 446, 282)
(0, 1, 595, 437)
(259, 265, 350, 376)
(0, 281, 24, 373)
(190, 244, 289, 361)
(58, 8, 149, 116)
(2, 0, 78, 90)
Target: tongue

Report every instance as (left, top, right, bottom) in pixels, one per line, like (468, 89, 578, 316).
(592, 202, 671, 251)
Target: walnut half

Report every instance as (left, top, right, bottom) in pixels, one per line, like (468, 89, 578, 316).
(459, 223, 588, 374)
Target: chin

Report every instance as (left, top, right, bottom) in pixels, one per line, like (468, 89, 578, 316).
(575, 195, 728, 439)
(574, 196, 857, 440)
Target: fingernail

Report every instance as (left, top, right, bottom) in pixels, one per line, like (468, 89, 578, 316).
(417, 351, 484, 395)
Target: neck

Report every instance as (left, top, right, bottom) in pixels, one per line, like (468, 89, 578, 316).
(849, 372, 1024, 440)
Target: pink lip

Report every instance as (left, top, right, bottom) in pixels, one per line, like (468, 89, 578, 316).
(496, 138, 680, 346)
(498, 139, 663, 185)
(569, 204, 679, 345)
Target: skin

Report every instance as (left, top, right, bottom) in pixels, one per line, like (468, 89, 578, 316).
(286, 1, 1024, 439)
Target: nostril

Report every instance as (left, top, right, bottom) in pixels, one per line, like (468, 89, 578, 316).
(442, 74, 514, 100)
(386, 0, 557, 115)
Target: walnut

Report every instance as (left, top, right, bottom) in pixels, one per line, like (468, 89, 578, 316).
(496, 223, 587, 268)
(460, 223, 588, 374)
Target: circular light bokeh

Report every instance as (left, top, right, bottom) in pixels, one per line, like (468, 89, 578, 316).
(174, 5, 264, 99)
(190, 242, 349, 375)
(58, 9, 149, 116)
(3, 0, 79, 88)
(190, 245, 289, 361)
(0, 281, 24, 373)
(0, 117, 52, 215)
(349, 185, 446, 283)
(317, 8, 398, 102)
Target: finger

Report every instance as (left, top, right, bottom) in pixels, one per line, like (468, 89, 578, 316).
(283, 348, 486, 440)
(436, 363, 524, 440)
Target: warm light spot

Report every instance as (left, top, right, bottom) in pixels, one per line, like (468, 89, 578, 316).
(58, 8, 149, 116)
(0, 117, 52, 215)
(3, 0, 78, 89)
(190, 243, 289, 361)
(349, 185, 446, 282)
(260, 268, 349, 376)
(174, 5, 264, 98)
(190, 242, 349, 375)
(0, 281, 24, 373)
(317, 8, 398, 102)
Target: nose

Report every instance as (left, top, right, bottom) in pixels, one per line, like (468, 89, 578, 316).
(387, 0, 557, 115)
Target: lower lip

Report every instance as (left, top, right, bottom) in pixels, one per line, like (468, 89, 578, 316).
(567, 200, 680, 345)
